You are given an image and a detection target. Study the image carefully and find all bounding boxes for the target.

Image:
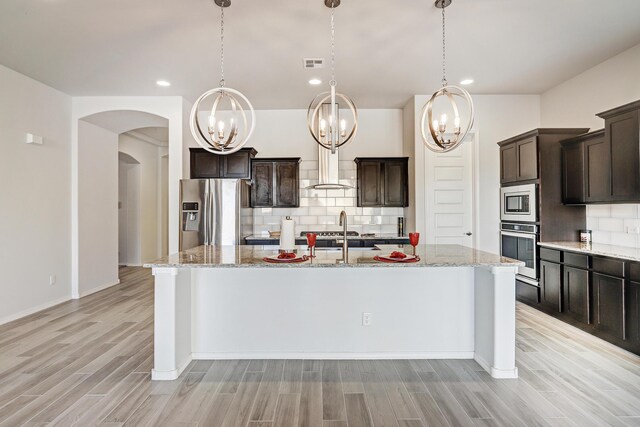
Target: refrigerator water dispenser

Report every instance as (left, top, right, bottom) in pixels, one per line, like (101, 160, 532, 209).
(182, 202, 200, 231)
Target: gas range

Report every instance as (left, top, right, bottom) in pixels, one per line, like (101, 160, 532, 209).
(299, 231, 360, 237)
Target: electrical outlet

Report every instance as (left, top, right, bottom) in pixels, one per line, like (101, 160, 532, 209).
(362, 312, 372, 326)
(626, 226, 640, 235)
(49, 275, 56, 286)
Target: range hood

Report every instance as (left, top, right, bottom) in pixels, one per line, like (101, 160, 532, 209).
(307, 146, 353, 190)
(307, 102, 353, 190)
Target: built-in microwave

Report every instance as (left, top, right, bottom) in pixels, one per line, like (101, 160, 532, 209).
(500, 184, 537, 223)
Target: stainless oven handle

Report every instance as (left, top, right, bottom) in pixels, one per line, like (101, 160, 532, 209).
(500, 230, 537, 238)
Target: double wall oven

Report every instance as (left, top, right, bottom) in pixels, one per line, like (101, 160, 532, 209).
(500, 184, 539, 286)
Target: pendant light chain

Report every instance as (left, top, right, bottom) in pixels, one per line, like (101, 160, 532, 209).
(220, 3, 225, 87)
(441, 3, 447, 87)
(330, 4, 336, 87)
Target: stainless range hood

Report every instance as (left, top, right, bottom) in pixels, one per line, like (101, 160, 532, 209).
(307, 146, 353, 190)
(307, 103, 353, 190)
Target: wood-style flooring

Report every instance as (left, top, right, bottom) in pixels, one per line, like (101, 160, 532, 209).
(0, 267, 639, 426)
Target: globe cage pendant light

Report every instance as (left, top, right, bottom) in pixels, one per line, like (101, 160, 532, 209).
(307, 0, 358, 154)
(190, 0, 256, 155)
(420, 0, 475, 153)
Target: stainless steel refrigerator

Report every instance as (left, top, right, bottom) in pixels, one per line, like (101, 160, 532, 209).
(179, 179, 253, 251)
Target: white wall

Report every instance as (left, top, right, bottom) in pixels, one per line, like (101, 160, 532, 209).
(119, 133, 165, 262)
(78, 121, 119, 296)
(0, 65, 72, 324)
(541, 43, 640, 130)
(407, 95, 541, 254)
(118, 154, 142, 265)
(541, 42, 640, 248)
(118, 159, 130, 264)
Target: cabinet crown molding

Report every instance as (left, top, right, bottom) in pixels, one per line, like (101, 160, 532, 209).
(597, 99, 640, 119)
(497, 128, 590, 147)
(560, 129, 605, 146)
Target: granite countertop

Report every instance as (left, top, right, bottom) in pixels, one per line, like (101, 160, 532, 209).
(144, 244, 523, 269)
(539, 241, 640, 262)
(245, 234, 410, 241)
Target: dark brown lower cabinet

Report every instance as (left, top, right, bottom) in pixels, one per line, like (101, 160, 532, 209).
(628, 280, 640, 351)
(593, 272, 625, 340)
(540, 260, 562, 313)
(562, 266, 590, 324)
(525, 248, 640, 355)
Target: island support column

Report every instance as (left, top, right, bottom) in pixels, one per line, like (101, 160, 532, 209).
(474, 265, 519, 379)
(151, 267, 192, 380)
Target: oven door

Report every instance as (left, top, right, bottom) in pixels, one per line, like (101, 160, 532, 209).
(500, 230, 538, 280)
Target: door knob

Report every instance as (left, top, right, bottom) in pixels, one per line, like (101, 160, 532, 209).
(465, 232, 473, 236)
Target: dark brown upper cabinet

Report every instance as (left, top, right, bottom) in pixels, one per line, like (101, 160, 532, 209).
(190, 147, 257, 179)
(250, 158, 301, 208)
(499, 136, 538, 184)
(354, 158, 409, 208)
(597, 100, 640, 202)
(560, 129, 608, 205)
(499, 130, 589, 186)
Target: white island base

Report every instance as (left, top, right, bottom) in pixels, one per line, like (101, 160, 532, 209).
(148, 245, 520, 381)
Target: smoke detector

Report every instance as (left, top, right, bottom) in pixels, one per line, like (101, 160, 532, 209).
(303, 58, 325, 69)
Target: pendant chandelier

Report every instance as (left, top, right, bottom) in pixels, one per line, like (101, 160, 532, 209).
(420, 0, 474, 153)
(307, 0, 358, 154)
(190, 0, 256, 155)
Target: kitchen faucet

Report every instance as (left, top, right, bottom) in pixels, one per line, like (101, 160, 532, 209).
(338, 210, 348, 264)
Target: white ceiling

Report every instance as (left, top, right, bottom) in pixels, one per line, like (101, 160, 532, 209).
(1, 0, 640, 108)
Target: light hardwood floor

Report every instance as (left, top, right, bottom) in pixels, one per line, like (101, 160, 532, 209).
(1, 267, 640, 426)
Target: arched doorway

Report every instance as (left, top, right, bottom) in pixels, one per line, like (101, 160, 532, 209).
(74, 109, 171, 297)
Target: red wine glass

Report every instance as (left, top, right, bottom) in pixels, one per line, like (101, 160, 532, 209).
(306, 233, 317, 257)
(409, 232, 420, 255)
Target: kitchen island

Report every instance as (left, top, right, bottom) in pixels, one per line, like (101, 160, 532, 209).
(145, 244, 522, 380)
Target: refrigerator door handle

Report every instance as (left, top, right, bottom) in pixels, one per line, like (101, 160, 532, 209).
(203, 191, 209, 246)
(208, 189, 214, 245)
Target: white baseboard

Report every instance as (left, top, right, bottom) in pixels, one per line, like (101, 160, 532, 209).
(490, 366, 519, 379)
(75, 279, 121, 299)
(191, 351, 475, 360)
(474, 353, 519, 379)
(0, 296, 71, 326)
(152, 356, 192, 381)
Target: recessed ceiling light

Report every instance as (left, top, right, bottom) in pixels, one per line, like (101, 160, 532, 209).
(309, 78, 322, 86)
(460, 79, 474, 86)
(156, 80, 171, 87)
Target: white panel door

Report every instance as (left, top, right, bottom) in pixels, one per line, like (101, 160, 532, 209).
(425, 137, 475, 247)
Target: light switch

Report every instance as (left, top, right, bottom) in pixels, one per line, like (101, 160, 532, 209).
(26, 133, 43, 145)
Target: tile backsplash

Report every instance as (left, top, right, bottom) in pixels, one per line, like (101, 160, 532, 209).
(250, 160, 406, 236)
(587, 204, 640, 248)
